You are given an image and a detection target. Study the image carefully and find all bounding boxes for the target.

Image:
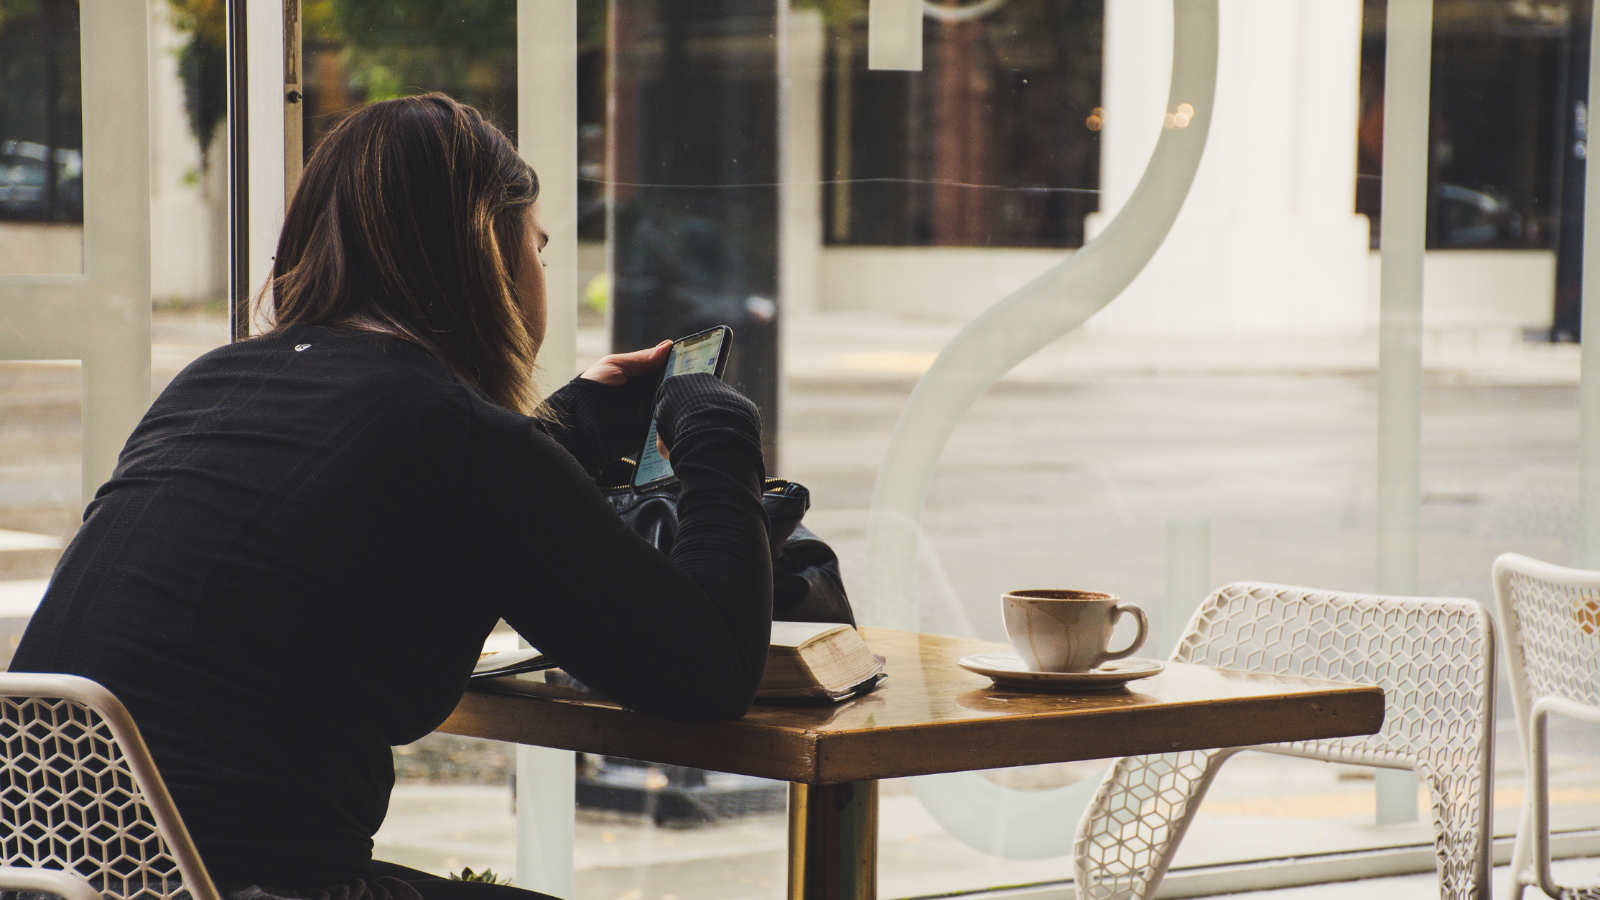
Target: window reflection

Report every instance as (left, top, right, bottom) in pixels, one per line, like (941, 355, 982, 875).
(384, 0, 1598, 894)
(609, 0, 782, 465)
(0, 0, 82, 273)
(823, 0, 1103, 248)
(1, 0, 1582, 896)
(1358, 0, 1565, 251)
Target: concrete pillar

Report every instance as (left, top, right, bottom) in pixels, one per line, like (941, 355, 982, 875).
(780, 8, 825, 317)
(1087, 0, 1370, 336)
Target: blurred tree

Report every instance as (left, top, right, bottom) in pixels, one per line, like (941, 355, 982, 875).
(325, 0, 516, 120)
(0, 0, 41, 28)
(168, 0, 226, 169)
(298, 0, 606, 150)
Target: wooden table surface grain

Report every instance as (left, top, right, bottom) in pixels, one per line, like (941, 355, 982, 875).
(440, 628, 1385, 784)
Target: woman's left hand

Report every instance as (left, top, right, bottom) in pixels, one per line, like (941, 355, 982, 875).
(579, 340, 672, 386)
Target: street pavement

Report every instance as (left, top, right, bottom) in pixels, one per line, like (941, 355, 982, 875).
(2, 308, 1597, 898)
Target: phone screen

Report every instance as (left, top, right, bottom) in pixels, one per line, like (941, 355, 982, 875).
(632, 327, 730, 489)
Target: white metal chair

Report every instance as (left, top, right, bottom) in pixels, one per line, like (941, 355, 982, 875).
(1493, 553, 1600, 900)
(1074, 582, 1496, 900)
(0, 674, 220, 900)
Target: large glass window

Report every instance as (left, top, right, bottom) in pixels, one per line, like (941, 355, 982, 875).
(362, 0, 1600, 895)
(7, 0, 1599, 898)
(0, 0, 84, 667)
(1, 0, 231, 666)
(1359, 0, 1567, 252)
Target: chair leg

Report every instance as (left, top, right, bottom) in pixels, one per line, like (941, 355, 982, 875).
(1418, 759, 1493, 900)
(1074, 748, 1238, 900)
(1528, 698, 1600, 900)
(1507, 787, 1534, 900)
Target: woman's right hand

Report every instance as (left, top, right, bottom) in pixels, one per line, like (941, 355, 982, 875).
(579, 340, 671, 386)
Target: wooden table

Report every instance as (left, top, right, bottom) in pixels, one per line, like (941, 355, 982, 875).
(441, 629, 1385, 900)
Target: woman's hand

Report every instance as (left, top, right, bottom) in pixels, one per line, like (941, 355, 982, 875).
(579, 340, 672, 386)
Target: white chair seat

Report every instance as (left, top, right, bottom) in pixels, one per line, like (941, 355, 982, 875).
(1074, 582, 1496, 900)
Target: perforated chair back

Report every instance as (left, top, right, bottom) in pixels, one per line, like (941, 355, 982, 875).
(1493, 553, 1600, 900)
(0, 674, 220, 900)
(1495, 553, 1600, 718)
(1075, 582, 1496, 900)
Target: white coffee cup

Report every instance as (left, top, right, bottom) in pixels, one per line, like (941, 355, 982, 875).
(1002, 589, 1149, 673)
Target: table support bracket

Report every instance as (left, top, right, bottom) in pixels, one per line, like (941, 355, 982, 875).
(788, 781, 878, 900)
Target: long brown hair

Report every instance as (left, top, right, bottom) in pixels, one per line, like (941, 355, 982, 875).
(267, 93, 542, 413)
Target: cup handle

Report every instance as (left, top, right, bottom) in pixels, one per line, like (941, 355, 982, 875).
(1098, 603, 1149, 666)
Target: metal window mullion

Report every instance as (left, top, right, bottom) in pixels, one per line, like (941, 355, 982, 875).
(228, 0, 288, 341)
(1374, 0, 1434, 827)
(1578, 9, 1600, 568)
(227, 0, 249, 341)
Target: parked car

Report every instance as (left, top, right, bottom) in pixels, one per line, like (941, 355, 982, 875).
(0, 139, 83, 222)
(1435, 182, 1522, 247)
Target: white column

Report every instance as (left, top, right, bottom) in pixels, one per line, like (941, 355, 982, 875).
(1088, 0, 1369, 337)
(868, 0, 922, 71)
(780, 7, 825, 318)
(521, 0, 579, 392)
(1373, 0, 1433, 829)
(515, 1, 578, 895)
(515, 743, 575, 898)
(0, 0, 151, 502)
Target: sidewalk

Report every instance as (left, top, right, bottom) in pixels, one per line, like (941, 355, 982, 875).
(777, 311, 1580, 386)
(2, 309, 1596, 898)
(373, 775, 1600, 900)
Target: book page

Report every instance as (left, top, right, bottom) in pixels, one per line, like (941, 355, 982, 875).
(769, 621, 848, 648)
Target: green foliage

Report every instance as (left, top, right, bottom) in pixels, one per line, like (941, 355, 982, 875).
(301, 0, 340, 42)
(327, 0, 514, 59)
(311, 0, 515, 124)
(306, 0, 606, 107)
(811, 0, 865, 28)
(175, 30, 226, 164)
(359, 64, 407, 103)
(576, 0, 607, 51)
(167, 0, 226, 166)
(0, 0, 42, 31)
(449, 868, 511, 885)
(167, 0, 223, 45)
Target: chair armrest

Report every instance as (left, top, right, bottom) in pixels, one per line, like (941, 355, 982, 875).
(0, 866, 104, 900)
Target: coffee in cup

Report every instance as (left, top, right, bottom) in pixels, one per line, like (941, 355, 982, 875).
(1002, 589, 1149, 673)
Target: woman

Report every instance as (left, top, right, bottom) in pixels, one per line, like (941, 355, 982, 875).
(12, 94, 772, 900)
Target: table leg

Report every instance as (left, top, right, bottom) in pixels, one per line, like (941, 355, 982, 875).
(788, 781, 878, 900)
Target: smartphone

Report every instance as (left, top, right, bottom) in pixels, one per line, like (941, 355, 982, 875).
(631, 326, 733, 490)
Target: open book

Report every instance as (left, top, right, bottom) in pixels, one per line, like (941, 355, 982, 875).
(759, 621, 885, 701)
(473, 621, 886, 703)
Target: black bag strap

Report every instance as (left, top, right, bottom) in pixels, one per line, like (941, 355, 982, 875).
(600, 462, 852, 625)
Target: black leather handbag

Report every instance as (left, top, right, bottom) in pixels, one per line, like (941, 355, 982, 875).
(601, 470, 855, 626)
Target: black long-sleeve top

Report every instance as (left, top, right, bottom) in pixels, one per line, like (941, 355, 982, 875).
(10, 324, 772, 888)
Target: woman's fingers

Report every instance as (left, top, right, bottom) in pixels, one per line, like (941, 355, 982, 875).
(614, 340, 673, 377)
(579, 340, 671, 385)
(656, 435, 670, 461)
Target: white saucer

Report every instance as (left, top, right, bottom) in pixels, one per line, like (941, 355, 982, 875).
(957, 652, 1165, 691)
